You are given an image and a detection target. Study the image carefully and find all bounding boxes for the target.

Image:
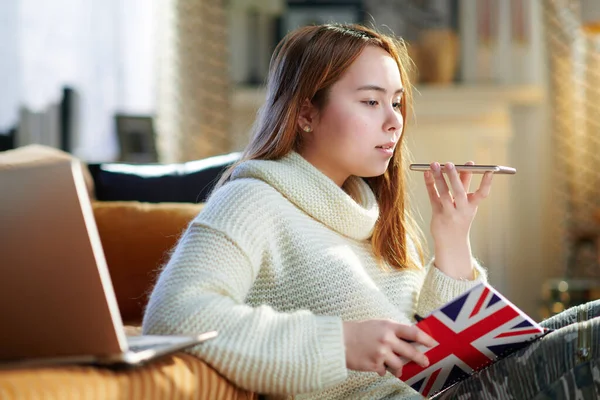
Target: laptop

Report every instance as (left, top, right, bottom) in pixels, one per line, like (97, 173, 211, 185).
(0, 159, 217, 368)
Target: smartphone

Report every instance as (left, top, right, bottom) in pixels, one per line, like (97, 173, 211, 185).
(409, 163, 516, 175)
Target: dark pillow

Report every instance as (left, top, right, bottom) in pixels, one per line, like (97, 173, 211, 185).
(88, 152, 241, 203)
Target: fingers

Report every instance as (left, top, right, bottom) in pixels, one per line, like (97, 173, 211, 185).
(424, 161, 494, 209)
(391, 338, 430, 368)
(460, 160, 475, 192)
(380, 325, 435, 377)
(382, 325, 435, 378)
(423, 169, 442, 212)
(443, 163, 468, 208)
(382, 347, 415, 378)
(382, 355, 404, 377)
(468, 171, 493, 205)
(396, 324, 437, 348)
(430, 162, 453, 207)
(346, 320, 437, 378)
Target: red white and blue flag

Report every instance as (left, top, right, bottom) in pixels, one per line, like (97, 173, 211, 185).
(401, 282, 548, 397)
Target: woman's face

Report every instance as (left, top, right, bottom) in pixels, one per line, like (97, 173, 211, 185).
(298, 45, 404, 186)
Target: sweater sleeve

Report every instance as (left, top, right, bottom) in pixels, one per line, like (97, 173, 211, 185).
(415, 257, 488, 317)
(142, 181, 348, 395)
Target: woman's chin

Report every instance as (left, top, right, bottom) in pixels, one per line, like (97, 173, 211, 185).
(356, 165, 390, 178)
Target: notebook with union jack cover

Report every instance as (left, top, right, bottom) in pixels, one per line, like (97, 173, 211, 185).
(401, 282, 551, 397)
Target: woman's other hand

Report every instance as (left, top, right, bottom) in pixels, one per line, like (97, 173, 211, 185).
(343, 319, 436, 378)
(424, 161, 493, 280)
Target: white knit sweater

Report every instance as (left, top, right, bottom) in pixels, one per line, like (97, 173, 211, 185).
(142, 151, 487, 399)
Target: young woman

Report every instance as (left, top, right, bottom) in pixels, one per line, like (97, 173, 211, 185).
(143, 24, 599, 399)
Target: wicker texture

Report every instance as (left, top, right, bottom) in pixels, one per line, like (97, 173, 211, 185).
(544, 0, 600, 279)
(156, 0, 231, 163)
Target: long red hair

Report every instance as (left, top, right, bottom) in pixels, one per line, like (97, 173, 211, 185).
(216, 24, 424, 270)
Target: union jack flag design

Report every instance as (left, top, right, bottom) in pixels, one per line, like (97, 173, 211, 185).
(402, 282, 547, 397)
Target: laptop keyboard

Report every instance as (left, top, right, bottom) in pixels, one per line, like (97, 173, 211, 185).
(126, 335, 190, 353)
(128, 343, 162, 353)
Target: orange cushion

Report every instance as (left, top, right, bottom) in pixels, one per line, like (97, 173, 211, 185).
(92, 201, 203, 325)
(0, 352, 257, 399)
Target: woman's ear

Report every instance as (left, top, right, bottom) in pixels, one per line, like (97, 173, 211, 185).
(297, 99, 317, 133)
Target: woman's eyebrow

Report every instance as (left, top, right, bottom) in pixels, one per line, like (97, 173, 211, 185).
(356, 85, 404, 95)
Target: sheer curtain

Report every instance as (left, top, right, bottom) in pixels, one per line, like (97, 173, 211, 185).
(544, 0, 600, 280)
(0, 0, 157, 162)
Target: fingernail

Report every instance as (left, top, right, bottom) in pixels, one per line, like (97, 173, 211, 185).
(424, 171, 431, 179)
(421, 357, 429, 368)
(432, 163, 440, 171)
(446, 163, 454, 170)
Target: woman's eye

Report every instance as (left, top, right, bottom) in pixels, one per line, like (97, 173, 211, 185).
(363, 100, 379, 106)
(393, 101, 402, 110)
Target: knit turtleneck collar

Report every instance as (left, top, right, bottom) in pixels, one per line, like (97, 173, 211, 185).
(230, 151, 379, 241)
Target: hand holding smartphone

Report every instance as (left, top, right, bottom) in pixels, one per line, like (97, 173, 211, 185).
(409, 163, 516, 175)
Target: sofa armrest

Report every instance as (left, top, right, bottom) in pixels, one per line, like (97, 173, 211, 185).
(92, 201, 204, 325)
(0, 353, 257, 399)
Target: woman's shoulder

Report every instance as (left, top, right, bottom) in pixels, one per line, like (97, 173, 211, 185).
(208, 177, 282, 205)
(196, 177, 285, 226)
(185, 178, 282, 266)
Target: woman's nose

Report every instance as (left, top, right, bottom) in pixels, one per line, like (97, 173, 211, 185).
(384, 108, 402, 133)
